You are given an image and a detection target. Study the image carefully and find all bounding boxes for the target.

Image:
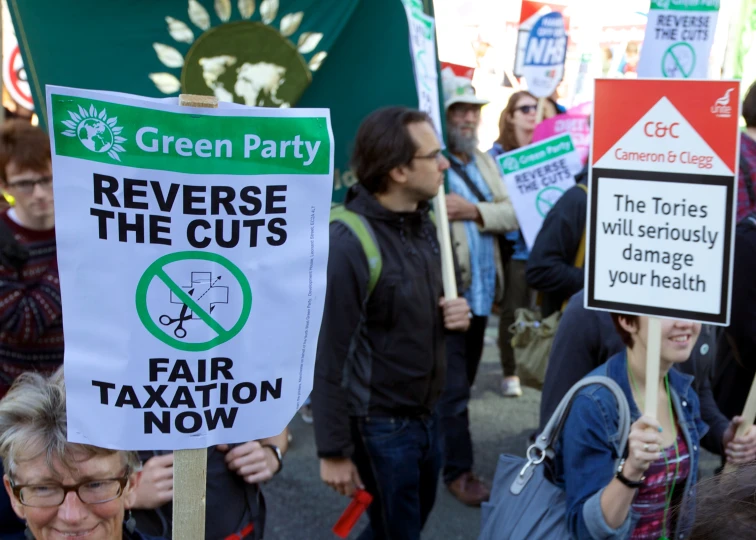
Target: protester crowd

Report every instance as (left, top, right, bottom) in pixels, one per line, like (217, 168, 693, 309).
(1, 73, 756, 540)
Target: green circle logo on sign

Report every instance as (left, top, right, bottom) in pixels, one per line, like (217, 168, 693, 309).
(535, 186, 565, 218)
(662, 42, 696, 79)
(136, 251, 252, 352)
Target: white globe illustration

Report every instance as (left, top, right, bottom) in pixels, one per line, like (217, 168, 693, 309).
(77, 118, 114, 153)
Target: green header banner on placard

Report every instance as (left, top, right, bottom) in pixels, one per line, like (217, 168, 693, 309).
(50, 95, 331, 175)
(497, 134, 575, 175)
(649, 0, 719, 11)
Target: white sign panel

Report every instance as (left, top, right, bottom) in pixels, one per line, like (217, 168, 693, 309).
(403, 0, 443, 134)
(592, 177, 727, 314)
(636, 0, 720, 79)
(521, 11, 568, 98)
(47, 86, 333, 450)
(496, 134, 582, 250)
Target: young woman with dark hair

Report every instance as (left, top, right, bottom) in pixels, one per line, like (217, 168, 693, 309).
(552, 314, 708, 539)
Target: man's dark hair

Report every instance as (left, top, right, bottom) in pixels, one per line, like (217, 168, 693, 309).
(351, 107, 431, 194)
(744, 81, 756, 128)
(0, 120, 50, 185)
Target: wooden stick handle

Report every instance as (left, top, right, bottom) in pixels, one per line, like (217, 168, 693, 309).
(173, 448, 208, 539)
(171, 93, 215, 540)
(644, 317, 662, 419)
(724, 376, 756, 473)
(535, 97, 546, 124)
(433, 189, 458, 299)
(736, 374, 756, 438)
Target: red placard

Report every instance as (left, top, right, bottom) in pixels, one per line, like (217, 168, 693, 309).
(592, 79, 739, 173)
(586, 78, 740, 325)
(440, 62, 475, 81)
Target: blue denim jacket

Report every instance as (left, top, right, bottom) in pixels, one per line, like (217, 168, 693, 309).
(552, 351, 709, 540)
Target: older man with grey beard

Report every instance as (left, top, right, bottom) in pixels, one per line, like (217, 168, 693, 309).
(437, 71, 519, 506)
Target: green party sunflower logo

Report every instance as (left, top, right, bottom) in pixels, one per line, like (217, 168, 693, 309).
(60, 105, 127, 161)
(149, 0, 328, 108)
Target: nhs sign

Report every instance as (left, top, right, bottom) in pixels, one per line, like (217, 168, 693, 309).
(522, 12, 567, 98)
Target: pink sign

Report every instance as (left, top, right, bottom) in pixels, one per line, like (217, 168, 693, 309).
(533, 102, 591, 165)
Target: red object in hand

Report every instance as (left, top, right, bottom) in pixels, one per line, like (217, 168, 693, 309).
(332, 489, 373, 538)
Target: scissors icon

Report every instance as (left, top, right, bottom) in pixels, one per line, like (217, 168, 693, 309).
(159, 303, 192, 339)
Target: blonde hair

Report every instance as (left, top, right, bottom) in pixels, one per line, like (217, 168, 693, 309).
(0, 368, 140, 478)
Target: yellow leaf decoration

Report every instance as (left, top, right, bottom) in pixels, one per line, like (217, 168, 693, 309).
(280, 12, 303, 37)
(188, 0, 211, 30)
(149, 73, 182, 94)
(297, 32, 323, 54)
(238, 0, 255, 19)
(308, 52, 327, 71)
(260, 0, 279, 24)
(153, 43, 185, 68)
(166, 17, 194, 43)
(215, 0, 232, 22)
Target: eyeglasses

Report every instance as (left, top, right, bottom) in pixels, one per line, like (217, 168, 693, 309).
(449, 104, 482, 116)
(6, 176, 53, 194)
(515, 105, 538, 115)
(10, 471, 130, 508)
(412, 150, 445, 163)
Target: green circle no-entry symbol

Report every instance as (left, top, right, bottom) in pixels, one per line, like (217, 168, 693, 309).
(136, 251, 252, 352)
(662, 42, 696, 79)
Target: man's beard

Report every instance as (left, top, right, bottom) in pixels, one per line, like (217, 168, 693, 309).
(447, 123, 479, 157)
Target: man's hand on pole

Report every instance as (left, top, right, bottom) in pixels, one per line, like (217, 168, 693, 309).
(440, 297, 471, 332)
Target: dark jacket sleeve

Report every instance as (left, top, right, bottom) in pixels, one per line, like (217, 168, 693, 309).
(539, 292, 603, 429)
(697, 372, 729, 455)
(525, 181, 587, 301)
(683, 326, 728, 455)
(540, 290, 626, 430)
(712, 223, 756, 425)
(311, 222, 369, 459)
(728, 223, 756, 362)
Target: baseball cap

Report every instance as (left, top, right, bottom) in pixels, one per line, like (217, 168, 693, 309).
(441, 67, 489, 110)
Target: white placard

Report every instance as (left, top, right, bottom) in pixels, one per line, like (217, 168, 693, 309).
(47, 86, 333, 450)
(497, 134, 582, 250)
(636, 0, 720, 79)
(403, 1, 443, 134)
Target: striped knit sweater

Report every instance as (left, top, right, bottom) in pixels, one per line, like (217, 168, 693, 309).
(0, 210, 63, 397)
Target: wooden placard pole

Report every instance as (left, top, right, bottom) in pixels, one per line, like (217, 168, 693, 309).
(171, 93, 217, 540)
(724, 374, 756, 472)
(433, 189, 458, 299)
(644, 317, 662, 419)
(535, 97, 546, 124)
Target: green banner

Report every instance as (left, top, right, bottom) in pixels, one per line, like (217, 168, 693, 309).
(649, 0, 719, 11)
(10, 0, 435, 202)
(50, 93, 330, 175)
(496, 134, 576, 175)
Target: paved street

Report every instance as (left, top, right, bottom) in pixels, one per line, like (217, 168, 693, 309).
(264, 318, 719, 539)
(264, 320, 539, 539)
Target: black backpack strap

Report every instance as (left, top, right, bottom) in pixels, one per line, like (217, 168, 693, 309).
(447, 159, 516, 263)
(447, 159, 489, 202)
(0, 217, 28, 271)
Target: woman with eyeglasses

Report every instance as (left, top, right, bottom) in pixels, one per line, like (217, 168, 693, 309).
(487, 91, 539, 398)
(0, 369, 165, 540)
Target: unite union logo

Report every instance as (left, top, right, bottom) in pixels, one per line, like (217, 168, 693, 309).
(711, 88, 733, 119)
